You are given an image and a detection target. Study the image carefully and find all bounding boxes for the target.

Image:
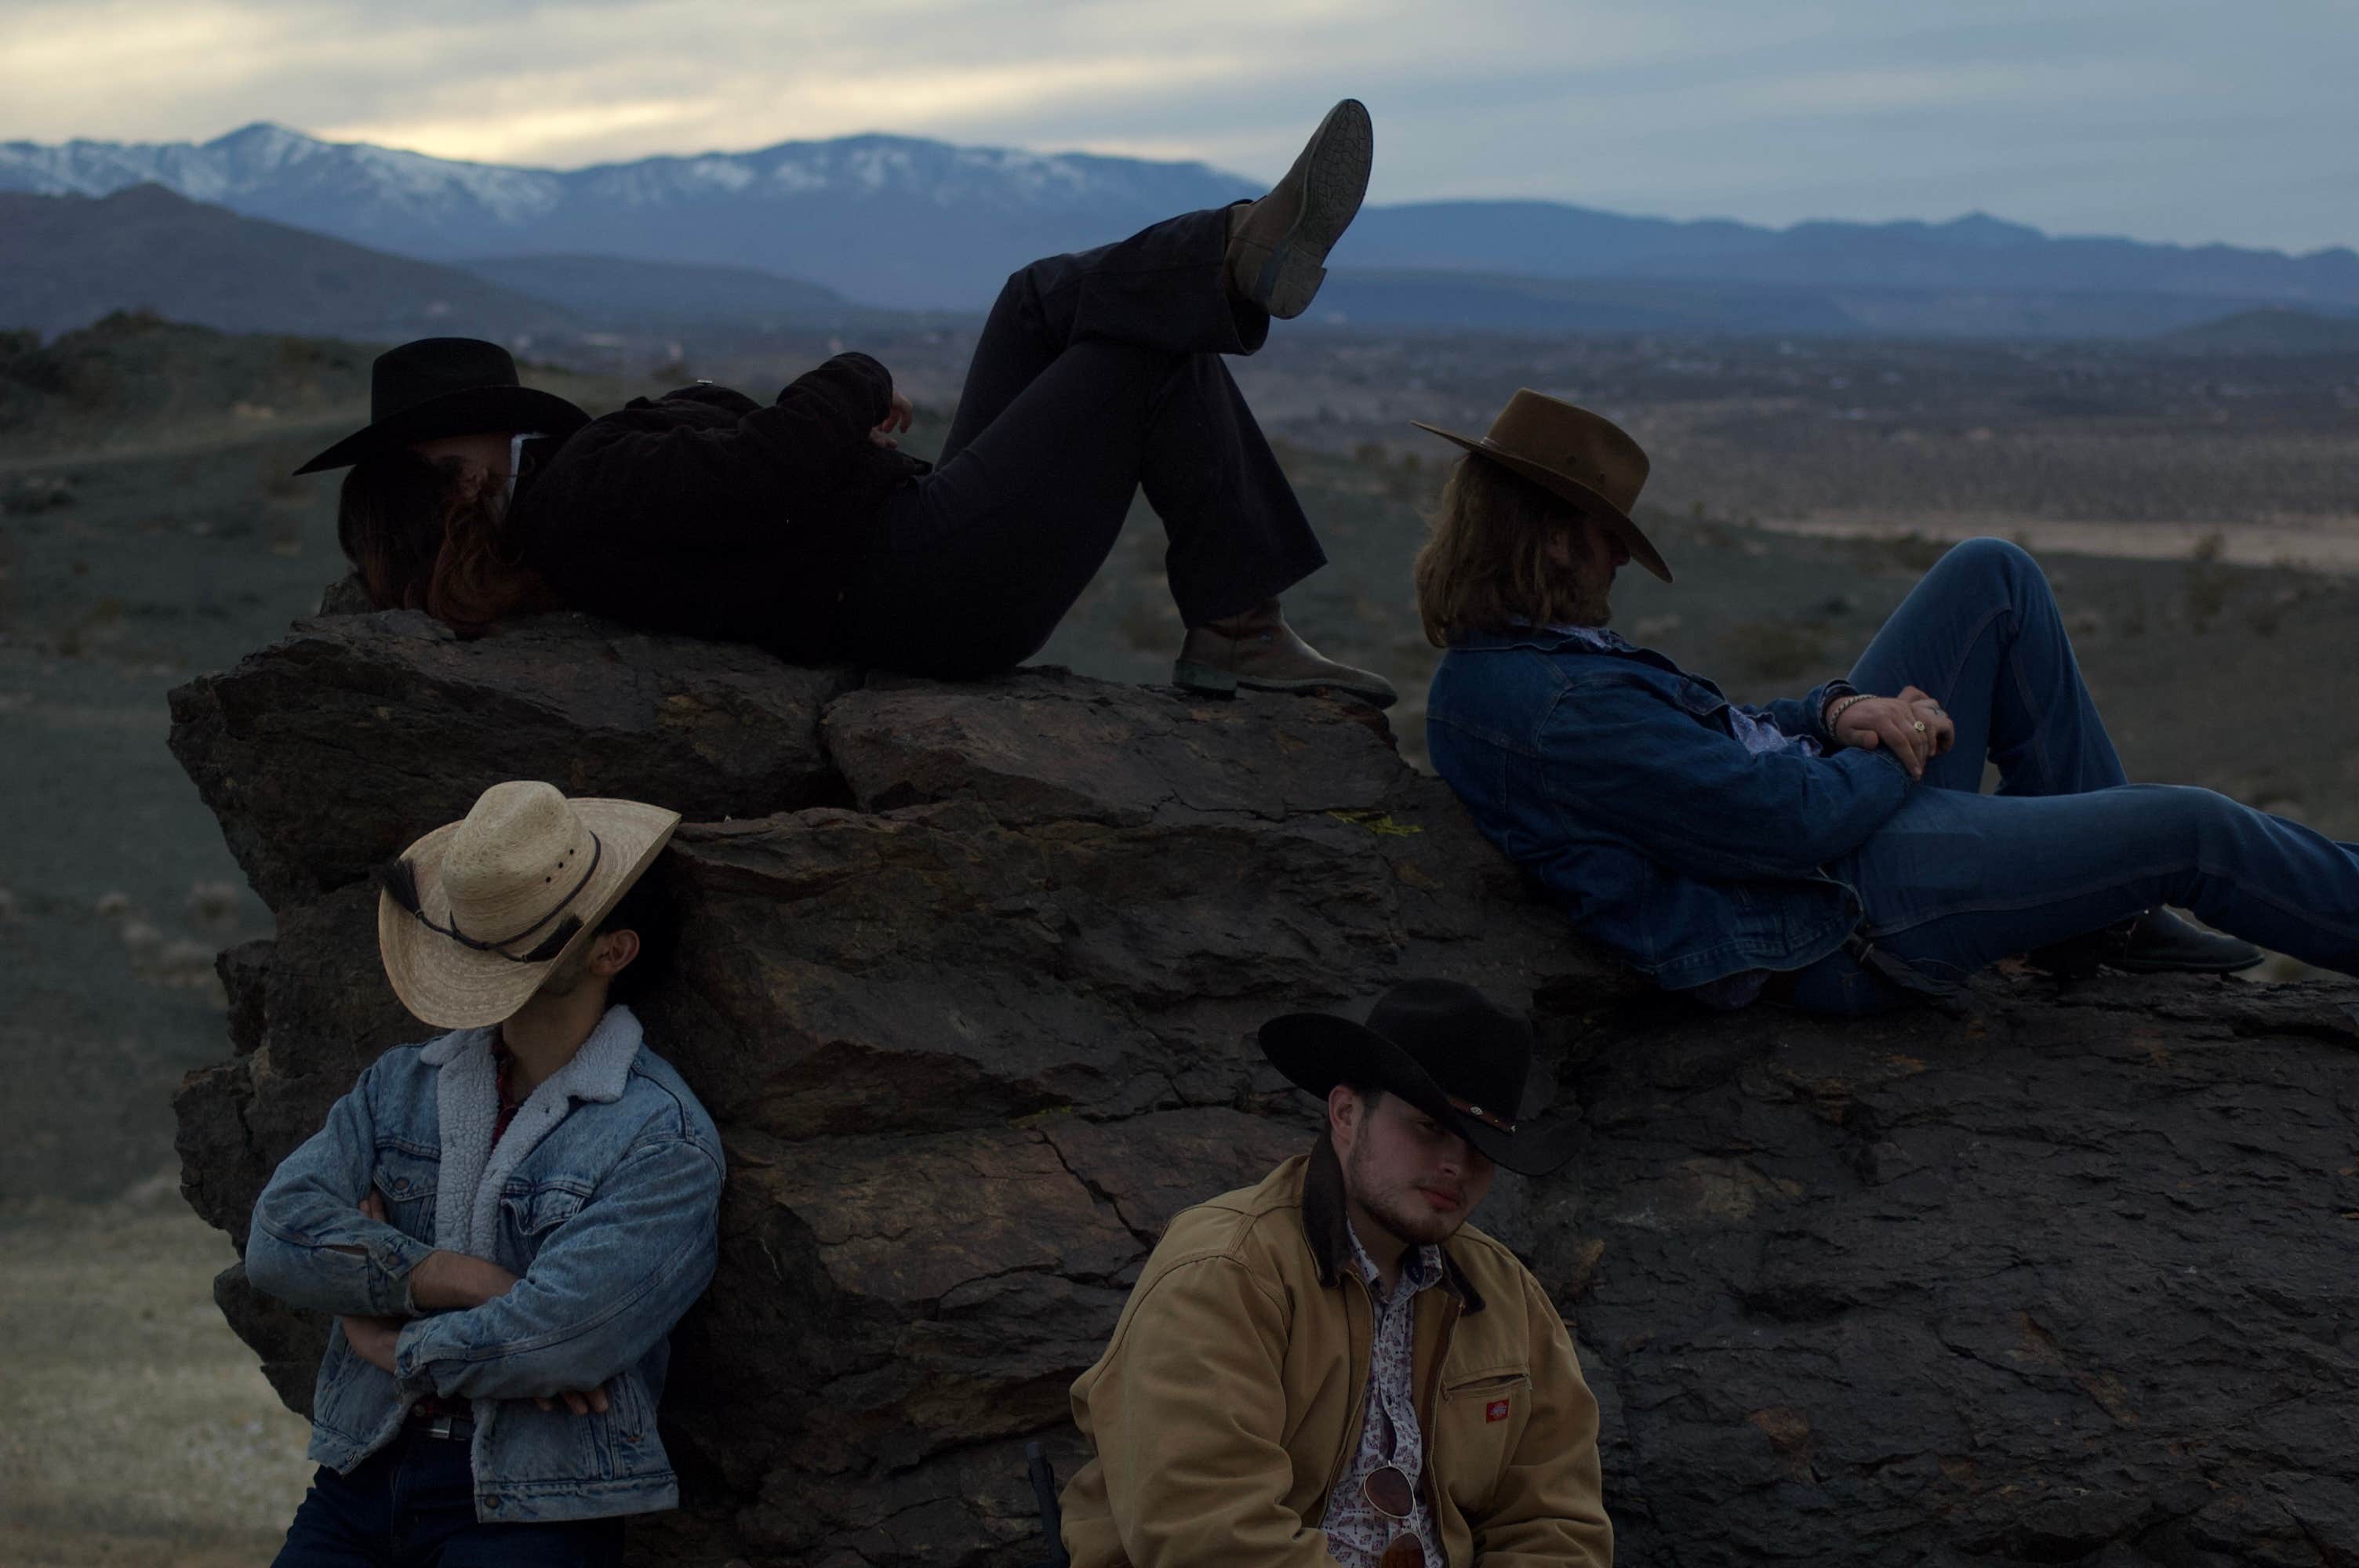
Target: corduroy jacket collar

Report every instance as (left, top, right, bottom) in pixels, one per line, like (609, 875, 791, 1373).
(1302, 1135, 1488, 1315)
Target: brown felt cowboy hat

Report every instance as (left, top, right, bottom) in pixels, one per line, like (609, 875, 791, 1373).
(293, 338, 592, 476)
(1259, 978, 1579, 1176)
(1412, 390, 1673, 583)
(375, 781, 679, 1029)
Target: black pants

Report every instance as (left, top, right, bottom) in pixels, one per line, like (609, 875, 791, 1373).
(842, 207, 1328, 678)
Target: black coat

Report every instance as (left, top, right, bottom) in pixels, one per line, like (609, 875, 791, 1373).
(509, 353, 925, 663)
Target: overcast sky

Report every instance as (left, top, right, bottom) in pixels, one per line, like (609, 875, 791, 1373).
(7, 0, 2354, 252)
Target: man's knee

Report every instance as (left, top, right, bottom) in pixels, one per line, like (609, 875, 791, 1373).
(1934, 536, 2053, 615)
(2128, 783, 2246, 851)
(1940, 535, 2038, 584)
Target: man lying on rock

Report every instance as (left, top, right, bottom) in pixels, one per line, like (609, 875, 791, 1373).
(301, 100, 1394, 707)
(245, 780, 722, 1566)
(1412, 390, 2359, 1012)
(1057, 979, 1615, 1567)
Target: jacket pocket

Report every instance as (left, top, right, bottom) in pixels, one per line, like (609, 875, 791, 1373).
(496, 1181, 588, 1265)
(370, 1144, 440, 1239)
(1437, 1368, 1533, 1515)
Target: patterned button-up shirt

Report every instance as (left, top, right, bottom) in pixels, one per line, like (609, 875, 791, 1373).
(1322, 1224, 1448, 1568)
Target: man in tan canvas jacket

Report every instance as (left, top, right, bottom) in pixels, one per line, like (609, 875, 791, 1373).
(1059, 979, 1613, 1567)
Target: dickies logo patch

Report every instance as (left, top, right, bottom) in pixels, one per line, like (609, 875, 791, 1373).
(1485, 1397, 1511, 1424)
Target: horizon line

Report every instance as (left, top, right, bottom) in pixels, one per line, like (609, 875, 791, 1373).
(7, 119, 2354, 261)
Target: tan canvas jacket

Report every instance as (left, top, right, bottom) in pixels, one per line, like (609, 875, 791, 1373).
(1059, 1154, 1613, 1568)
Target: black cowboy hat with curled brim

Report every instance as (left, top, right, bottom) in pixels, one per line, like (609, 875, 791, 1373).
(1412, 387, 1674, 584)
(1259, 978, 1579, 1176)
(293, 337, 593, 476)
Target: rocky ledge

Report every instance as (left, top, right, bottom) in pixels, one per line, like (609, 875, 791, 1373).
(170, 608, 2359, 1567)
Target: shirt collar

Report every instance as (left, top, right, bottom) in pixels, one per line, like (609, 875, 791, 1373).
(1346, 1220, 1445, 1304)
(1537, 620, 1634, 652)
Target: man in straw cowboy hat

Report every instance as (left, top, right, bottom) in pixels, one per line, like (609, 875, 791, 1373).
(1409, 390, 2359, 1012)
(245, 780, 722, 1565)
(1056, 978, 1613, 1567)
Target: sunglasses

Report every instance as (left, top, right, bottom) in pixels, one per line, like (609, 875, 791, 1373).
(373, 830, 604, 965)
(1363, 1464, 1425, 1568)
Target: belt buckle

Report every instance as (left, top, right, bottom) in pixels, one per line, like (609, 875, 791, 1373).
(414, 1410, 466, 1441)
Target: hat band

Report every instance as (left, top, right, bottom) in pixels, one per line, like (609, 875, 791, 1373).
(1447, 1094, 1517, 1134)
(376, 831, 605, 964)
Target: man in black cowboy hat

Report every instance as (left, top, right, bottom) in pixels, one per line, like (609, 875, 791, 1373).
(1055, 979, 1613, 1568)
(307, 100, 1398, 705)
(1408, 389, 2359, 1014)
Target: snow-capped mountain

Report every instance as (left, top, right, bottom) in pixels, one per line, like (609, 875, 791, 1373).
(7, 123, 2355, 319)
(0, 123, 1258, 308)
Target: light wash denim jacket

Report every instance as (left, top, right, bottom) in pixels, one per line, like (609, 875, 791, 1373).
(1426, 626, 1914, 990)
(245, 1005, 723, 1523)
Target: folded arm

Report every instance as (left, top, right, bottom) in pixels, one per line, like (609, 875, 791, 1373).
(392, 1134, 722, 1402)
(1088, 1258, 1343, 1568)
(245, 1065, 436, 1319)
(587, 352, 897, 550)
(1542, 677, 1914, 880)
(1747, 677, 1856, 744)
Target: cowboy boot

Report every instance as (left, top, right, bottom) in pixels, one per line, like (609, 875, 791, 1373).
(1174, 598, 1398, 707)
(1227, 99, 1374, 320)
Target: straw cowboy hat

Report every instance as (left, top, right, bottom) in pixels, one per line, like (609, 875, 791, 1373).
(1413, 389, 1673, 583)
(1259, 978, 1578, 1175)
(294, 338, 592, 476)
(376, 781, 679, 1029)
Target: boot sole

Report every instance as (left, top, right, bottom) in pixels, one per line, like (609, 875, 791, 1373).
(1173, 659, 1398, 708)
(2106, 953, 2267, 975)
(1238, 99, 1373, 319)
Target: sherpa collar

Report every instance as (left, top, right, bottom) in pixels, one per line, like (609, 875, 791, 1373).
(421, 1004, 644, 1256)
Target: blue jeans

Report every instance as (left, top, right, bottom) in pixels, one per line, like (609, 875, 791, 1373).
(273, 1430, 627, 1567)
(1786, 538, 2359, 1013)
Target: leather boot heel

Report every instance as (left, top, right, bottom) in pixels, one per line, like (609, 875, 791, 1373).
(1172, 659, 1241, 695)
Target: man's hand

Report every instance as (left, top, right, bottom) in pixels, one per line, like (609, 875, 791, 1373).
(340, 1313, 402, 1374)
(869, 390, 914, 448)
(533, 1385, 612, 1417)
(1831, 684, 1956, 779)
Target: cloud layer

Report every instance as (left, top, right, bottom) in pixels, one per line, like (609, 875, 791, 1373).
(5, 0, 2352, 251)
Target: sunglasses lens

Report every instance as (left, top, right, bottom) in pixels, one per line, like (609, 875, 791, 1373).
(1379, 1537, 1427, 1568)
(1364, 1465, 1416, 1519)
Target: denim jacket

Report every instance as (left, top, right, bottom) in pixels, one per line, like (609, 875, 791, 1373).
(245, 1005, 723, 1523)
(1425, 626, 1915, 990)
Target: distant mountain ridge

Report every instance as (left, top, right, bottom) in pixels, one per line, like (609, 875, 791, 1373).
(0, 183, 580, 342)
(6, 123, 2356, 317)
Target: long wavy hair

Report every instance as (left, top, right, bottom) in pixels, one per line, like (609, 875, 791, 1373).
(336, 448, 552, 635)
(1411, 453, 1591, 647)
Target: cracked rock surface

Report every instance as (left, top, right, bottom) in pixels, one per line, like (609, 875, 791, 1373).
(170, 608, 2359, 1566)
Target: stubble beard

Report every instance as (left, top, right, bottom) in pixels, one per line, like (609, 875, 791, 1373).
(1347, 1138, 1467, 1250)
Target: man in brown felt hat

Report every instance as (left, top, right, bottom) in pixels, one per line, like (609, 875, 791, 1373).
(1056, 978, 1614, 1568)
(1408, 390, 2359, 1014)
(244, 780, 722, 1566)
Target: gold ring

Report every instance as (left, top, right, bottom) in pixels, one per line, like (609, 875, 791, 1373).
(1912, 720, 1927, 733)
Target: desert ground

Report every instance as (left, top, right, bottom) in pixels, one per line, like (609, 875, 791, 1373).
(3, 314, 2355, 1559)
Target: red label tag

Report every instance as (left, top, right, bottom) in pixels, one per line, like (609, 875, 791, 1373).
(1486, 1398, 1511, 1424)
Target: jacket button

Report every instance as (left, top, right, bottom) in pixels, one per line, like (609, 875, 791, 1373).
(485, 1496, 502, 1511)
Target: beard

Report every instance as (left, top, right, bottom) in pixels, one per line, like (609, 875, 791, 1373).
(1347, 1138, 1471, 1249)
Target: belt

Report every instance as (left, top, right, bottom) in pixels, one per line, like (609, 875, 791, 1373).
(405, 1409, 474, 1442)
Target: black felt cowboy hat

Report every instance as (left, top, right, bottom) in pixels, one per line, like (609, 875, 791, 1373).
(293, 337, 593, 476)
(1412, 388, 1674, 583)
(1259, 978, 1578, 1175)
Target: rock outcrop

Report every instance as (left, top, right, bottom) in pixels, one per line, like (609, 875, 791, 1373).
(171, 608, 2359, 1566)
